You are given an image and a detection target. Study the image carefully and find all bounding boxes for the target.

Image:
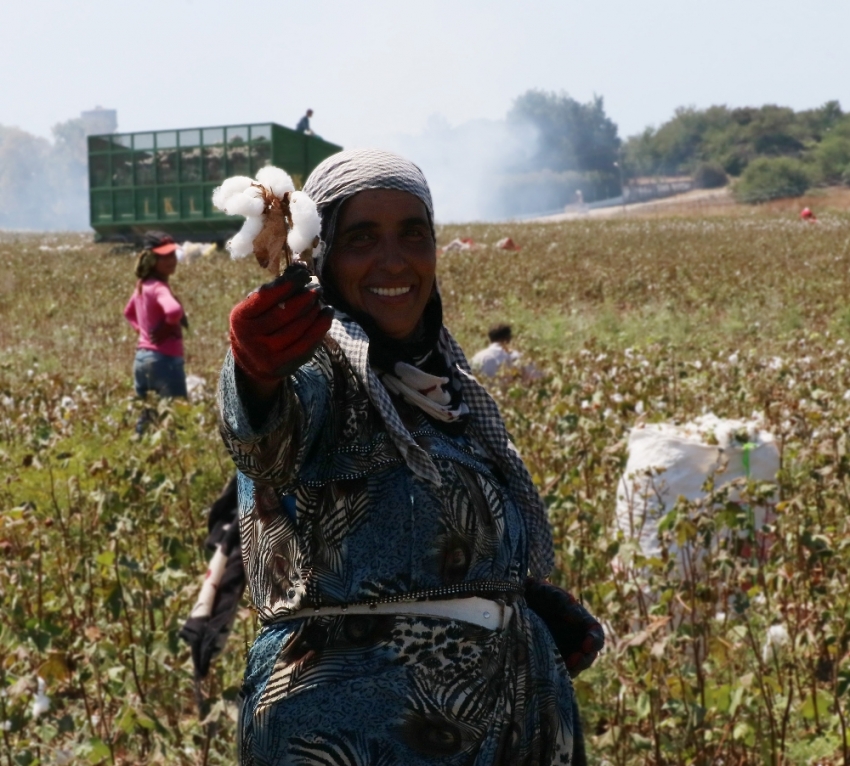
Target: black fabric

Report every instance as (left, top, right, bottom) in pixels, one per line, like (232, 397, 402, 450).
(179, 475, 246, 679)
(523, 577, 605, 678)
(206, 474, 239, 537)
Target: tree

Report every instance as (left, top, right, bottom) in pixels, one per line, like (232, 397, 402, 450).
(508, 90, 621, 174)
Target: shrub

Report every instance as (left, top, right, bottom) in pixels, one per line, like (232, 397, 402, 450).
(692, 161, 728, 189)
(734, 156, 810, 203)
(810, 131, 850, 184)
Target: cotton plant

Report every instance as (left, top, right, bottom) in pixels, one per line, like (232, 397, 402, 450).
(212, 166, 322, 277)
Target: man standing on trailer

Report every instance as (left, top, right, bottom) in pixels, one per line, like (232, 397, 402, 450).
(296, 109, 314, 134)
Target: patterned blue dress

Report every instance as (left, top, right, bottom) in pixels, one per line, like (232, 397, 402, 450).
(219, 326, 577, 765)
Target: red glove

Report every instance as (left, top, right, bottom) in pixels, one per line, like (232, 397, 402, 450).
(229, 263, 334, 384)
(524, 577, 605, 677)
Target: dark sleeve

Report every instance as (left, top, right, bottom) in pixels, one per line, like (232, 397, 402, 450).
(217, 348, 332, 486)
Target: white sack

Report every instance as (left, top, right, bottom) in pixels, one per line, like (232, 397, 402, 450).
(616, 414, 779, 571)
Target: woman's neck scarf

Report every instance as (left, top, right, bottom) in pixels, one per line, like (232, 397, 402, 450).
(327, 317, 554, 578)
(303, 148, 554, 577)
(335, 293, 470, 430)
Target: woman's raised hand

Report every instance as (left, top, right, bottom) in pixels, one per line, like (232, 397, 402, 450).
(229, 263, 334, 387)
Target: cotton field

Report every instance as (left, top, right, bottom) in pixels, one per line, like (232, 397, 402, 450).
(1, 213, 849, 764)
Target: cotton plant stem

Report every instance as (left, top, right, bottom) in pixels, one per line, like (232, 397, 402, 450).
(111, 544, 147, 705)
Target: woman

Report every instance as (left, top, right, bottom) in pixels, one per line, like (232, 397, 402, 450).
(124, 232, 188, 430)
(220, 149, 595, 764)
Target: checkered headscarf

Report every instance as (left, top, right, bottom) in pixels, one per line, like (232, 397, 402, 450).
(305, 148, 554, 577)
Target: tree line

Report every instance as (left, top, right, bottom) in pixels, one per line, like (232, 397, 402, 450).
(623, 100, 850, 202)
(505, 93, 849, 209)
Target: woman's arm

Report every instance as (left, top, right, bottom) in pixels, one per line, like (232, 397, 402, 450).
(123, 294, 140, 332)
(218, 266, 334, 486)
(156, 283, 184, 326)
(218, 349, 331, 486)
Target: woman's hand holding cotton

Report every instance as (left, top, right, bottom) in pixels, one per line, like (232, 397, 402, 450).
(229, 263, 333, 384)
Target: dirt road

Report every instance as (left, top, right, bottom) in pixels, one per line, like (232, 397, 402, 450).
(531, 188, 735, 222)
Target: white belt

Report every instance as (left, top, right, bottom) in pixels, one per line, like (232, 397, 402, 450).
(269, 596, 514, 631)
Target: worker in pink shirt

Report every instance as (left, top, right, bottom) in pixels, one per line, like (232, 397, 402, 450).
(124, 231, 188, 432)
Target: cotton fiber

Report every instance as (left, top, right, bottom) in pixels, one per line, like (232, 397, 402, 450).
(287, 191, 321, 254)
(211, 176, 253, 211)
(227, 216, 264, 259)
(255, 166, 295, 198)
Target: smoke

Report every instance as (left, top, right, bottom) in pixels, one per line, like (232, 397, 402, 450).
(382, 114, 538, 223)
(380, 94, 624, 221)
(0, 119, 89, 232)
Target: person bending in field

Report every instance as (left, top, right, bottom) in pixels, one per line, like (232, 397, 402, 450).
(472, 323, 541, 381)
(124, 231, 188, 433)
(471, 323, 521, 377)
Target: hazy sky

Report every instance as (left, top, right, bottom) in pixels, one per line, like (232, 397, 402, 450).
(4, 0, 848, 146)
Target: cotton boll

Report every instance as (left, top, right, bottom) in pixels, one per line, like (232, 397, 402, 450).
(287, 192, 321, 253)
(224, 190, 265, 218)
(228, 231, 254, 260)
(32, 677, 50, 719)
(212, 176, 254, 211)
(761, 623, 790, 664)
(227, 217, 264, 259)
(256, 166, 294, 198)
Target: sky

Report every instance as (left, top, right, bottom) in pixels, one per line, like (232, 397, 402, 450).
(3, 0, 849, 221)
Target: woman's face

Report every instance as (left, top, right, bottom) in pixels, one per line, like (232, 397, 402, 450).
(153, 252, 177, 278)
(329, 189, 436, 340)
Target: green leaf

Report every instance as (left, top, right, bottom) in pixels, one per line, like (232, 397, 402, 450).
(800, 689, 833, 721)
(729, 685, 745, 717)
(675, 518, 697, 547)
(635, 691, 651, 719)
(705, 683, 731, 713)
(733, 721, 754, 745)
(116, 704, 135, 733)
(87, 738, 111, 764)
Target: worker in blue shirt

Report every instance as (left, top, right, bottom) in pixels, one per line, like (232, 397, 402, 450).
(296, 109, 314, 134)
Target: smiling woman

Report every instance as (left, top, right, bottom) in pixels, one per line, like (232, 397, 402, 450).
(328, 189, 436, 340)
(218, 149, 598, 765)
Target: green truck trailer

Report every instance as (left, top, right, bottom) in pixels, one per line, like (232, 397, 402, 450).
(88, 122, 342, 242)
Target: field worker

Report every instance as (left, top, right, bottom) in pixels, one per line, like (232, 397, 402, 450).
(471, 323, 521, 377)
(124, 231, 188, 433)
(220, 148, 602, 765)
(295, 108, 314, 134)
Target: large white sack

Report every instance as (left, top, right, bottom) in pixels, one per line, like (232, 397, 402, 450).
(616, 414, 779, 570)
